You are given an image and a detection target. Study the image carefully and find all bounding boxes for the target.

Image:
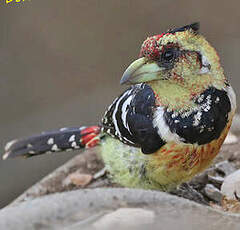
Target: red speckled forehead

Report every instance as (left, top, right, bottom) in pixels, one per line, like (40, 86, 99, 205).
(139, 33, 172, 59)
(139, 23, 200, 60)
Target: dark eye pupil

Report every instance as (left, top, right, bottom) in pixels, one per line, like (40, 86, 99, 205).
(163, 50, 174, 61)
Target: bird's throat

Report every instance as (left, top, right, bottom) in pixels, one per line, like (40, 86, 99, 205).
(149, 81, 195, 111)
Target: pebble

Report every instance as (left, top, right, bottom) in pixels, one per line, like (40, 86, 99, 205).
(224, 132, 238, 144)
(215, 161, 236, 177)
(190, 169, 214, 189)
(62, 172, 93, 187)
(190, 171, 208, 186)
(203, 184, 223, 203)
(221, 169, 240, 200)
(230, 114, 240, 134)
(92, 208, 155, 229)
(208, 175, 224, 189)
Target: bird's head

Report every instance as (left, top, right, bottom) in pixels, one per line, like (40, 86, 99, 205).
(121, 23, 227, 110)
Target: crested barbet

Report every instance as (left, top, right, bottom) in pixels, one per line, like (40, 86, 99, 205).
(3, 23, 236, 191)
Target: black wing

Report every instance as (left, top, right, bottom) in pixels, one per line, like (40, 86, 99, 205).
(101, 83, 165, 154)
(164, 87, 231, 145)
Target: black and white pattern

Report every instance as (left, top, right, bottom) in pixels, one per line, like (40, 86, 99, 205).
(101, 84, 166, 154)
(162, 87, 232, 145)
(102, 82, 234, 153)
(3, 127, 88, 159)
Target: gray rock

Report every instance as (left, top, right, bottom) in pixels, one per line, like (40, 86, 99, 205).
(221, 169, 240, 199)
(0, 188, 240, 230)
(171, 183, 208, 205)
(231, 114, 240, 135)
(9, 148, 106, 207)
(203, 184, 223, 203)
(208, 175, 224, 189)
(92, 208, 155, 230)
(224, 132, 238, 145)
(189, 168, 215, 189)
(215, 161, 236, 176)
(190, 171, 209, 187)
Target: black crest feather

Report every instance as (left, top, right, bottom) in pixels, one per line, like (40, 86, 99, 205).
(168, 22, 200, 34)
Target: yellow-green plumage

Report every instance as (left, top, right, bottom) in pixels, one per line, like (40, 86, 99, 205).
(2, 23, 235, 194)
(101, 137, 163, 190)
(100, 23, 236, 191)
(147, 30, 226, 111)
(101, 116, 233, 191)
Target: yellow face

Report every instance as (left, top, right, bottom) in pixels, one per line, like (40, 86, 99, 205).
(120, 24, 227, 110)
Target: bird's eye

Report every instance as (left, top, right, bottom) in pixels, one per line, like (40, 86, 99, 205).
(162, 49, 174, 61)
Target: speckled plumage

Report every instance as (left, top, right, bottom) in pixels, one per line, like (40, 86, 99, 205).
(3, 23, 236, 192)
(100, 23, 236, 190)
(101, 115, 233, 190)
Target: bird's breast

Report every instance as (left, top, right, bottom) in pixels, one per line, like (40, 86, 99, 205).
(147, 116, 233, 189)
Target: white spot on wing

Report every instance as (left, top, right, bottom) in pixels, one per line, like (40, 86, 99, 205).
(5, 139, 18, 151)
(193, 111, 202, 126)
(2, 152, 10, 160)
(197, 94, 204, 103)
(47, 138, 54, 145)
(71, 141, 80, 149)
(69, 135, 75, 142)
(71, 141, 77, 148)
(200, 94, 212, 112)
(215, 97, 220, 103)
(51, 144, 59, 151)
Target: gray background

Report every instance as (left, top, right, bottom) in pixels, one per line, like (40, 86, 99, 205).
(0, 0, 239, 208)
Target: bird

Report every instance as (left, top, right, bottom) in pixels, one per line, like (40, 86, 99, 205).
(3, 23, 236, 191)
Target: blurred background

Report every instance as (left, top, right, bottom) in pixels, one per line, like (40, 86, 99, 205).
(0, 0, 239, 208)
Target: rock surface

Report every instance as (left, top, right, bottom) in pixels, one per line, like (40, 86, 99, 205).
(1, 188, 240, 230)
(215, 161, 236, 177)
(203, 184, 223, 203)
(92, 208, 155, 229)
(2, 118, 240, 229)
(221, 169, 240, 199)
(230, 114, 240, 135)
(7, 132, 240, 208)
(224, 132, 238, 144)
(0, 118, 240, 230)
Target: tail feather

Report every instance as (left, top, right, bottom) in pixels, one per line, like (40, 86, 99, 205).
(3, 126, 101, 160)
